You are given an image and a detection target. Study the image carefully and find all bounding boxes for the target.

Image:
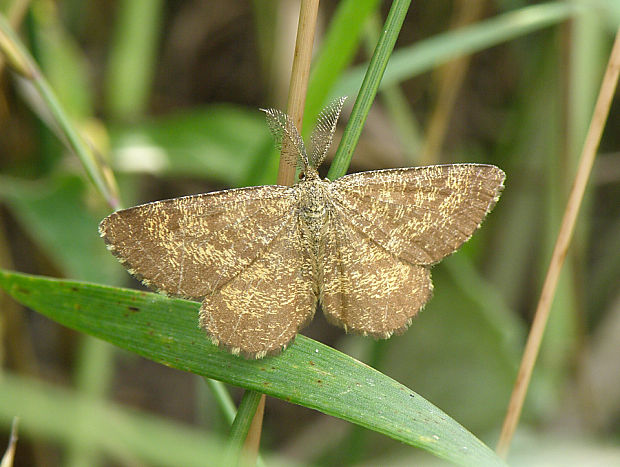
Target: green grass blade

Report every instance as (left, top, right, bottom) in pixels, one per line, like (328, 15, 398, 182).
(228, 390, 262, 446)
(30, 6, 94, 122)
(327, 0, 411, 180)
(304, 0, 381, 132)
(0, 269, 505, 466)
(203, 379, 268, 467)
(0, 14, 119, 209)
(204, 378, 237, 424)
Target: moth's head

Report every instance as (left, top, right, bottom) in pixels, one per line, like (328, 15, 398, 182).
(261, 97, 347, 182)
(298, 165, 320, 182)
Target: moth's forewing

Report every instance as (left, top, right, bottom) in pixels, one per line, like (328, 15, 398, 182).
(99, 185, 296, 299)
(329, 164, 505, 265)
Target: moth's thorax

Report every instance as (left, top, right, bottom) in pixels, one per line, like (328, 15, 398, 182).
(297, 176, 331, 239)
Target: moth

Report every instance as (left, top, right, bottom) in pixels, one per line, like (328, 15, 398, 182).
(99, 98, 505, 359)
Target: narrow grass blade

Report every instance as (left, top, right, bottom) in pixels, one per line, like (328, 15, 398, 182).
(225, 390, 264, 466)
(328, 0, 411, 180)
(0, 14, 119, 209)
(304, 0, 381, 132)
(105, 0, 164, 119)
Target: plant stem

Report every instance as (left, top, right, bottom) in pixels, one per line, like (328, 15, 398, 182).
(239, 1, 320, 465)
(496, 27, 620, 459)
(278, 0, 320, 186)
(225, 390, 264, 466)
(0, 14, 120, 209)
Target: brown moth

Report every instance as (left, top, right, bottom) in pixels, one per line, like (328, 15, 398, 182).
(99, 98, 505, 359)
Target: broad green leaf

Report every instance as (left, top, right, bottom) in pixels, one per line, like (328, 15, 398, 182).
(0, 270, 506, 467)
(108, 105, 272, 186)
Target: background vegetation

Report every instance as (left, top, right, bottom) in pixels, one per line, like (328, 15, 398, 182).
(0, 1, 619, 465)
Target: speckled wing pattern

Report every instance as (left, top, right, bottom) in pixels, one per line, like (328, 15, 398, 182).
(320, 211, 432, 338)
(100, 163, 504, 359)
(99, 185, 316, 357)
(100, 163, 504, 358)
(321, 164, 505, 337)
(199, 214, 316, 358)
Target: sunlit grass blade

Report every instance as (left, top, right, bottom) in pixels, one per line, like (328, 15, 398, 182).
(0, 269, 505, 466)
